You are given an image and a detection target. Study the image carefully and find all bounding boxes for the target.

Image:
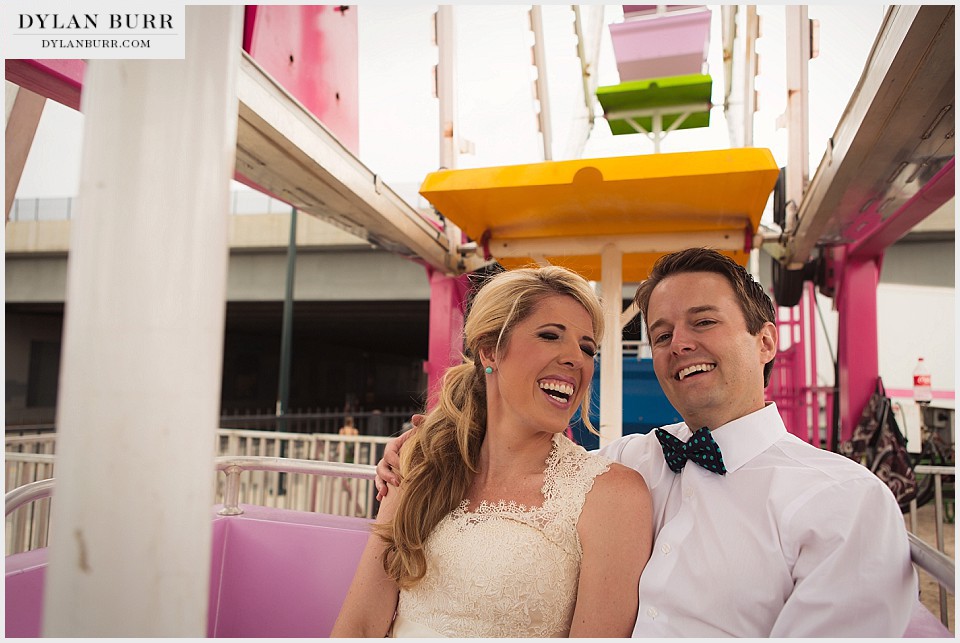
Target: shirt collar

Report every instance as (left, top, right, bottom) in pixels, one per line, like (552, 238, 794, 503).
(709, 402, 786, 474)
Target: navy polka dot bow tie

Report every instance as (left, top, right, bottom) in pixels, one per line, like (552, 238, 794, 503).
(655, 427, 727, 475)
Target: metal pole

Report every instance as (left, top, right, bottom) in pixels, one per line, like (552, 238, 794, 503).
(276, 207, 298, 433)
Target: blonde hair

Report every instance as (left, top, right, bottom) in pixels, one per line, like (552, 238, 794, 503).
(377, 265, 604, 588)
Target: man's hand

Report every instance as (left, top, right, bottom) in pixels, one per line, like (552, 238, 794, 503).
(375, 415, 423, 500)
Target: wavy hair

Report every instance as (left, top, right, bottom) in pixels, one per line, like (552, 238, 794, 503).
(377, 265, 603, 588)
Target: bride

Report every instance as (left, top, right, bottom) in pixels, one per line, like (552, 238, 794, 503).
(331, 266, 652, 637)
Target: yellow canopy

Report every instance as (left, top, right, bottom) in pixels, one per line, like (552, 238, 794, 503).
(420, 148, 780, 282)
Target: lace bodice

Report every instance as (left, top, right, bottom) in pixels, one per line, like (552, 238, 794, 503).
(391, 433, 612, 638)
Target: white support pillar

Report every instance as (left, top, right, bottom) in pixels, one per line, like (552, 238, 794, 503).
(599, 243, 623, 446)
(784, 5, 810, 258)
(742, 5, 759, 147)
(436, 6, 458, 172)
(43, 6, 242, 636)
(435, 6, 463, 259)
(529, 5, 553, 161)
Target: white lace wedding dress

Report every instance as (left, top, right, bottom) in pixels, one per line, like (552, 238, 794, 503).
(389, 432, 612, 637)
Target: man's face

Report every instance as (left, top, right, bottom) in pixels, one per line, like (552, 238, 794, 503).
(645, 272, 777, 430)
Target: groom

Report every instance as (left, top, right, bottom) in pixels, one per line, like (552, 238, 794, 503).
(377, 248, 917, 636)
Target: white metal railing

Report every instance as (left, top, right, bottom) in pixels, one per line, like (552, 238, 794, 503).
(216, 456, 376, 516)
(5, 429, 391, 555)
(621, 340, 652, 360)
(907, 464, 956, 627)
(4, 457, 377, 519)
(5, 457, 378, 558)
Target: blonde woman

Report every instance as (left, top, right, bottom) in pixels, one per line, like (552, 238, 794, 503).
(332, 266, 652, 638)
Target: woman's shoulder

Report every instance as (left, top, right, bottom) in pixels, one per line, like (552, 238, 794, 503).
(578, 461, 651, 537)
(591, 460, 649, 498)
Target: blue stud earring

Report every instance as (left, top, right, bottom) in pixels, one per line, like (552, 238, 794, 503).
(484, 366, 493, 374)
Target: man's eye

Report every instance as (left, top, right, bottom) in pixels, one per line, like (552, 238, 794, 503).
(653, 333, 671, 344)
(695, 319, 716, 327)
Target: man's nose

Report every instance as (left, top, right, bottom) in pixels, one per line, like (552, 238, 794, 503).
(670, 327, 696, 353)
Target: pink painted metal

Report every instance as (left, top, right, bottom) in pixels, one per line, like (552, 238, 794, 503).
(849, 158, 955, 259)
(424, 268, 470, 409)
(622, 5, 705, 17)
(242, 5, 359, 155)
(207, 505, 371, 637)
(769, 282, 820, 444)
(834, 250, 882, 443)
(4, 506, 371, 638)
(826, 156, 954, 444)
(609, 9, 711, 82)
(886, 388, 955, 401)
(5, 60, 85, 110)
(5, 548, 47, 637)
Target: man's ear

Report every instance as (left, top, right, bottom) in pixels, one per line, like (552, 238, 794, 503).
(758, 321, 777, 364)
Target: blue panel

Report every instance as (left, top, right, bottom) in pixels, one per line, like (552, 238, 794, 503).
(570, 357, 682, 451)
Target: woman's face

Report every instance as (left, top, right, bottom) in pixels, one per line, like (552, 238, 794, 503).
(484, 294, 598, 435)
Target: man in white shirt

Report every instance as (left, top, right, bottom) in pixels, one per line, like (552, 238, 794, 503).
(377, 247, 917, 636)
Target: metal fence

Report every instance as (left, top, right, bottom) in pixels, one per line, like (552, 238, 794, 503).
(907, 464, 956, 627)
(218, 407, 414, 436)
(5, 426, 396, 555)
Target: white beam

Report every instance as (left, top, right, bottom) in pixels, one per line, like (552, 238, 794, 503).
(599, 243, 623, 446)
(435, 6, 465, 256)
(783, 5, 810, 254)
(489, 229, 747, 258)
(603, 101, 711, 123)
(530, 5, 553, 161)
(43, 6, 242, 636)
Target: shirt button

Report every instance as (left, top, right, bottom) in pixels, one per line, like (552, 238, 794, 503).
(660, 543, 672, 555)
(647, 607, 659, 619)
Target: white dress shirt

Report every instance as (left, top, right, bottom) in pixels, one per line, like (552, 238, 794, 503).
(598, 403, 917, 637)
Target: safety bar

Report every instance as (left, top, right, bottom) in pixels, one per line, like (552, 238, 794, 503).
(908, 532, 955, 594)
(5, 478, 54, 516)
(214, 456, 376, 516)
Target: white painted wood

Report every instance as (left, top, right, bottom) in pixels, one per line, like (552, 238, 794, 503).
(435, 6, 465, 260)
(489, 229, 746, 258)
(599, 243, 624, 445)
(783, 5, 810, 257)
(43, 6, 242, 636)
(529, 5, 553, 161)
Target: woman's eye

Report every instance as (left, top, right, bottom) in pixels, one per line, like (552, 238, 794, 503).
(539, 332, 559, 341)
(581, 345, 597, 357)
